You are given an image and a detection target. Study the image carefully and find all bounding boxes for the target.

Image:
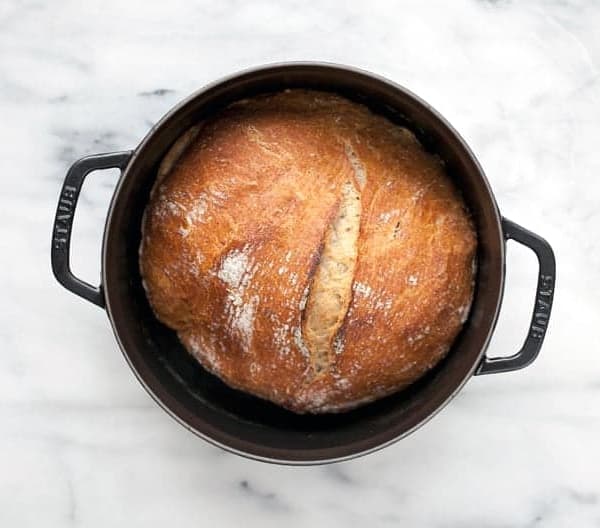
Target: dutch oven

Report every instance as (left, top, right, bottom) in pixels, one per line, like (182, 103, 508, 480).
(51, 63, 555, 464)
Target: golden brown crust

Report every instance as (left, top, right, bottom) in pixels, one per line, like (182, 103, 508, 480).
(139, 90, 477, 413)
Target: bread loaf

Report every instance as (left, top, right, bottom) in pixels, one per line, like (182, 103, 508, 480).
(140, 90, 477, 413)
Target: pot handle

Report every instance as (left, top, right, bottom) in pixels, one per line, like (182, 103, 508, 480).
(475, 218, 555, 375)
(51, 151, 132, 308)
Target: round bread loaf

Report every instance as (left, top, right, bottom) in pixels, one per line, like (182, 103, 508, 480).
(140, 90, 477, 413)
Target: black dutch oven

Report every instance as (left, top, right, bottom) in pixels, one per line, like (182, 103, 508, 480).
(51, 63, 555, 464)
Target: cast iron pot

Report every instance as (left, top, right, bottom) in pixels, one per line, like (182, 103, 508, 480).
(51, 63, 555, 464)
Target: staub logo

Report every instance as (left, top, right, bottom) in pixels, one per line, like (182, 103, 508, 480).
(530, 274, 553, 340)
(53, 185, 77, 250)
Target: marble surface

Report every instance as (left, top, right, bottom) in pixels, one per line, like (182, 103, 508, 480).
(1, 0, 599, 525)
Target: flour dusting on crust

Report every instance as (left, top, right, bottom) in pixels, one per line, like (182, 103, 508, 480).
(273, 323, 292, 356)
(217, 246, 258, 352)
(233, 295, 259, 351)
(353, 281, 372, 298)
(186, 195, 208, 224)
(218, 247, 250, 289)
(185, 332, 222, 373)
(292, 325, 310, 358)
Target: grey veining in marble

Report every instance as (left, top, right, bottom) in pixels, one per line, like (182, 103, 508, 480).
(1, 0, 599, 526)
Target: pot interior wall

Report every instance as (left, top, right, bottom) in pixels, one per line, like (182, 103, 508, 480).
(103, 65, 503, 462)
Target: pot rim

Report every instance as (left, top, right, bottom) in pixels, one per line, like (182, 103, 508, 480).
(101, 61, 505, 464)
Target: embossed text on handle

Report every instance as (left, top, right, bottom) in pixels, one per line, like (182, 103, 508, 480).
(530, 274, 553, 340)
(53, 184, 77, 250)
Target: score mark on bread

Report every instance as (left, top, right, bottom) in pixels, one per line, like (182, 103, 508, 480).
(302, 155, 363, 374)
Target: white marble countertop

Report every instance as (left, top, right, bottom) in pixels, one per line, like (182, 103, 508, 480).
(2, 0, 599, 525)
